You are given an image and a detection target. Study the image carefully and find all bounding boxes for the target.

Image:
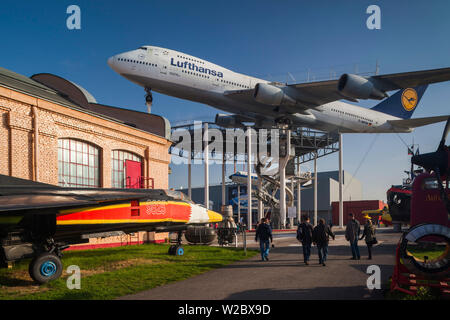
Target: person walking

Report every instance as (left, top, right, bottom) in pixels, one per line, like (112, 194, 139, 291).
(345, 213, 361, 260)
(297, 215, 314, 265)
(360, 217, 377, 260)
(313, 218, 335, 266)
(255, 218, 273, 261)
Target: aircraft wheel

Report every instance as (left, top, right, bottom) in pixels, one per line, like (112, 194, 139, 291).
(145, 93, 153, 104)
(29, 253, 63, 284)
(145, 88, 153, 105)
(175, 245, 184, 256)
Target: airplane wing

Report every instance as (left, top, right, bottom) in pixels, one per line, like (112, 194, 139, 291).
(0, 194, 98, 214)
(224, 88, 315, 114)
(0, 189, 158, 215)
(287, 79, 353, 106)
(288, 67, 450, 106)
(225, 67, 450, 112)
(0, 174, 162, 215)
(223, 89, 260, 105)
(388, 115, 450, 129)
(371, 68, 450, 91)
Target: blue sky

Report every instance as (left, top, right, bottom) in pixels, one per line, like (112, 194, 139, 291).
(1, 1, 449, 201)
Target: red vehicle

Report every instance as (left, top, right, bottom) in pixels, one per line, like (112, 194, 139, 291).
(390, 118, 450, 295)
(410, 173, 450, 228)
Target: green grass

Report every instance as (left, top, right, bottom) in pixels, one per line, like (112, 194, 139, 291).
(406, 244, 447, 261)
(0, 244, 258, 300)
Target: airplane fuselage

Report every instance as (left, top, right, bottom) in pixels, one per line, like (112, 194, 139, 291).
(108, 46, 411, 133)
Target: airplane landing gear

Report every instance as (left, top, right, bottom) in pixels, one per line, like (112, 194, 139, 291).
(29, 252, 63, 284)
(168, 231, 184, 256)
(28, 238, 67, 284)
(274, 117, 292, 129)
(145, 87, 153, 113)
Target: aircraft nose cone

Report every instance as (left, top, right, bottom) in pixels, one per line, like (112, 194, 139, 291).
(107, 56, 114, 68)
(207, 210, 223, 223)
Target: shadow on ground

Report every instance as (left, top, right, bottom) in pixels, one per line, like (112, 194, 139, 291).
(224, 286, 384, 300)
(270, 243, 397, 257)
(0, 274, 35, 287)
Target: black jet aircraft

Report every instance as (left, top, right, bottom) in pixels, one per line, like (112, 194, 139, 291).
(0, 175, 222, 284)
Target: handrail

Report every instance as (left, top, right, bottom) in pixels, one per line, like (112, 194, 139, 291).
(125, 176, 155, 189)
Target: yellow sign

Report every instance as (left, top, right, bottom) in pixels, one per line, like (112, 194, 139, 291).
(401, 88, 418, 111)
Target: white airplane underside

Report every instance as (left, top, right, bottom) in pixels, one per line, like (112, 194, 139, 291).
(108, 46, 450, 134)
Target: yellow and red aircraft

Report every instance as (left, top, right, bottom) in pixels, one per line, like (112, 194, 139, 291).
(361, 206, 392, 226)
(0, 174, 222, 284)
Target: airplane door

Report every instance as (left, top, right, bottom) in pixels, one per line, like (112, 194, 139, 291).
(125, 160, 142, 189)
(152, 48, 168, 76)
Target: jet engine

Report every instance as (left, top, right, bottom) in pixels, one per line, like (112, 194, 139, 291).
(215, 114, 245, 128)
(255, 118, 276, 128)
(253, 83, 296, 106)
(337, 74, 387, 100)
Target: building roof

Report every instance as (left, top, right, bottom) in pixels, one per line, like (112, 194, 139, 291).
(0, 66, 170, 140)
(66, 79, 98, 104)
(0, 67, 79, 109)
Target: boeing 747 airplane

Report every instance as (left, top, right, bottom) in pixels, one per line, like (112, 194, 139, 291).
(107, 46, 450, 133)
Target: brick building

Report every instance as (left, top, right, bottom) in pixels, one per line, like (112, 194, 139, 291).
(0, 66, 172, 248)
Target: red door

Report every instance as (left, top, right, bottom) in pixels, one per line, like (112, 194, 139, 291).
(125, 160, 142, 189)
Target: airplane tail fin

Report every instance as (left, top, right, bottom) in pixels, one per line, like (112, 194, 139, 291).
(371, 85, 428, 119)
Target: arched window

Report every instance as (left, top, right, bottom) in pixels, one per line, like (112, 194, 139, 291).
(58, 139, 100, 188)
(111, 150, 143, 188)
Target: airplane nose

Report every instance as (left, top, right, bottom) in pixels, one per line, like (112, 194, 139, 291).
(107, 56, 114, 68)
(207, 210, 223, 223)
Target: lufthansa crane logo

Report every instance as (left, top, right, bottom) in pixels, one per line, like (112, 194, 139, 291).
(401, 88, 418, 111)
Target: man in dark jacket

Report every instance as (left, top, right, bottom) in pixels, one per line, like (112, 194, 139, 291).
(313, 218, 335, 266)
(255, 218, 273, 261)
(345, 213, 361, 260)
(297, 215, 314, 265)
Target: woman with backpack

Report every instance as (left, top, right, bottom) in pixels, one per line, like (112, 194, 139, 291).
(312, 218, 335, 266)
(360, 217, 377, 260)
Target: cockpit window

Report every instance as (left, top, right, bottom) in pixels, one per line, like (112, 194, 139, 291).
(164, 189, 194, 203)
(139, 47, 147, 50)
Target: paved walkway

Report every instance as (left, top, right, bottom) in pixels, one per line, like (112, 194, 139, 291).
(119, 229, 400, 300)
